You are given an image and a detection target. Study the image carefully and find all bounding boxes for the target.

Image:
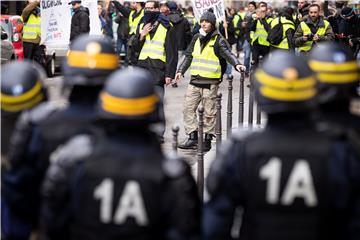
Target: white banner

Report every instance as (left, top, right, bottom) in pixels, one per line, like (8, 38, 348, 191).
(191, 0, 225, 23)
(41, 0, 102, 46)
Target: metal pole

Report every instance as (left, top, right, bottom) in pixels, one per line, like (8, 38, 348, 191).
(248, 65, 254, 128)
(197, 105, 205, 202)
(256, 56, 263, 126)
(226, 76, 233, 138)
(238, 71, 245, 127)
(172, 125, 179, 153)
(215, 93, 222, 151)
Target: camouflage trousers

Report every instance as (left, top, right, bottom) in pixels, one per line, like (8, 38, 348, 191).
(183, 84, 219, 135)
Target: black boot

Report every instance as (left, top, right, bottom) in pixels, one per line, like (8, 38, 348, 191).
(203, 134, 214, 152)
(178, 131, 198, 149)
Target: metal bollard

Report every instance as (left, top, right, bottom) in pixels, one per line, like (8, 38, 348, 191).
(248, 66, 254, 128)
(226, 76, 233, 138)
(197, 105, 205, 202)
(172, 125, 179, 153)
(215, 93, 222, 151)
(238, 71, 245, 127)
(255, 56, 263, 126)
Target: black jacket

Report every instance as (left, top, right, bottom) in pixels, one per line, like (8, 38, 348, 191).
(168, 11, 192, 51)
(41, 127, 201, 240)
(70, 6, 90, 42)
(132, 21, 178, 81)
(114, 12, 129, 40)
(177, 30, 241, 85)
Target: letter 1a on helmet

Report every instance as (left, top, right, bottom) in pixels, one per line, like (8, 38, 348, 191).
(62, 35, 119, 86)
(97, 67, 163, 125)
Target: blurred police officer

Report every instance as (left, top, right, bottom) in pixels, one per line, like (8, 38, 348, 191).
(2, 35, 118, 238)
(204, 51, 360, 240)
(175, 11, 245, 152)
(41, 68, 201, 240)
(309, 42, 360, 138)
(294, 4, 334, 54)
(1, 61, 47, 240)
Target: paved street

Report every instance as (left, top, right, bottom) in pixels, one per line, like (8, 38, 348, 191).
(45, 62, 267, 200)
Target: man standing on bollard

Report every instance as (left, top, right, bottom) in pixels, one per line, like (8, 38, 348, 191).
(175, 11, 246, 152)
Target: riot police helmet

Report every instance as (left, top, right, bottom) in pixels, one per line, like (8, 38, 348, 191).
(254, 51, 317, 114)
(309, 42, 359, 103)
(97, 67, 162, 124)
(1, 60, 46, 112)
(62, 35, 119, 86)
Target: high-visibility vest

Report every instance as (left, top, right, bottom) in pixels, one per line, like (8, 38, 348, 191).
(129, 9, 144, 35)
(190, 35, 221, 79)
(138, 23, 167, 62)
(299, 20, 330, 52)
(233, 14, 241, 36)
(23, 13, 41, 40)
(185, 15, 196, 30)
(270, 17, 295, 49)
(251, 17, 273, 46)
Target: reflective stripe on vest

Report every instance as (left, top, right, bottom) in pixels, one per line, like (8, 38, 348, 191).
(23, 14, 41, 40)
(190, 36, 221, 79)
(129, 9, 144, 35)
(138, 23, 167, 62)
(271, 17, 295, 49)
(251, 18, 273, 46)
(299, 20, 329, 52)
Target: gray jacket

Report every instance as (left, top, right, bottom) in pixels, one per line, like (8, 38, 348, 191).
(177, 30, 241, 85)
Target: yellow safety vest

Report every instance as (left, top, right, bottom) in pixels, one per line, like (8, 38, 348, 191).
(23, 13, 41, 40)
(251, 18, 273, 46)
(190, 35, 221, 79)
(270, 17, 295, 49)
(129, 9, 144, 35)
(299, 20, 330, 52)
(233, 14, 241, 36)
(138, 23, 167, 62)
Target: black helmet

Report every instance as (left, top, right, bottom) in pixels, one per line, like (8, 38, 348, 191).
(62, 35, 118, 86)
(309, 42, 359, 103)
(1, 61, 46, 112)
(200, 11, 216, 26)
(254, 51, 317, 114)
(97, 67, 161, 124)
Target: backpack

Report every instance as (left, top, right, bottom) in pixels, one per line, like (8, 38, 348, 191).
(267, 17, 284, 45)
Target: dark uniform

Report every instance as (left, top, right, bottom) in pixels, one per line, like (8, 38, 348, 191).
(204, 52, 360, 240)
(1, 61, 47, 240)
(2, 36, 118, 238)
(309, 42, 360, 150)
(41, 68, 201, 240)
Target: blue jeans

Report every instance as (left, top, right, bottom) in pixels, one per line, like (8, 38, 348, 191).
(117, 38, 128, 65)
(243, 40, 251, 73)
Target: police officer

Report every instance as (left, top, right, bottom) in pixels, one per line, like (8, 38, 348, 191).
(22, 0, 41, 60)
(1, 61, 46, 161)
(294, 4, 334, 54)
(2, 36, 118, 238)
(132, 0, 178, 143)
(309, 42, 360, 137)
(175, 11, 246, 152)
(1, 61, 47, 240)
(112, 0, 145, 65)
(204, 51, 360, 240)
(41, 68, 201, 240)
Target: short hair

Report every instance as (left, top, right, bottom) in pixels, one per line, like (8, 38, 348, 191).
(145, 0, 159, 9)
(309, 3, 320, 11)
(248, 1, 257, 9)
(259, 1, 267, 8)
